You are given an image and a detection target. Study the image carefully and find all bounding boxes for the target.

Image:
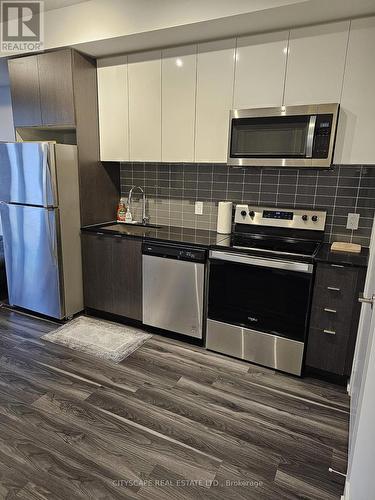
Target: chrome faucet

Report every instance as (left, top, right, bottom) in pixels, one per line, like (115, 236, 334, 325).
(128, 186, 149, 225)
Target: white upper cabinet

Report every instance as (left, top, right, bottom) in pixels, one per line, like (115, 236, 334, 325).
(128, 51, 161, 161)
(334, 17, 375, 164)
(97, 56, 129, 162)
(284, 21, 349, 106)
(161, 45, 197, 162)
(234, 31, 288, 110)
(195, 39, 235, 163)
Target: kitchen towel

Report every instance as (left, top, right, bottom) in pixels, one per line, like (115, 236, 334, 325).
(217, 201, 233, 234)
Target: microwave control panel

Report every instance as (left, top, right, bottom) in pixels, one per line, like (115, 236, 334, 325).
(312, 114, 334, 158)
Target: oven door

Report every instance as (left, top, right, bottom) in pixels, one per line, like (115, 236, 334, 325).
(208, 251, 314, 342)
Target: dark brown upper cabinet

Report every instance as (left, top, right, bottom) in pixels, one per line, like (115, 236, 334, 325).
(8, 55, 42, 127)
(38, 50, 75, 126)
(8, 49, 75, 128)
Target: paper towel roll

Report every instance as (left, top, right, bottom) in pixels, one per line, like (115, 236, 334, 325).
(217, 201, 233, 234)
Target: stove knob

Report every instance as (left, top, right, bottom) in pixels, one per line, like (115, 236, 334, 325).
(240, 210, 247, 217)
(312, 215, 318, 222)
(249, 211, 255, 218)
(302, 214, 309, 221)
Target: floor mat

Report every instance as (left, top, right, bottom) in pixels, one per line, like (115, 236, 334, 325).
(41, 315, 152, 363)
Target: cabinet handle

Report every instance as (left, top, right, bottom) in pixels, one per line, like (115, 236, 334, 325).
(96, 232, 104, 236)
(327, 286, 340, 292)
(324, 308, 337, 314)
(113, 234, 122, 238)
(331, 264, 345, 268)
(323, 329, 336, 335)
(358, 293, 375, 308)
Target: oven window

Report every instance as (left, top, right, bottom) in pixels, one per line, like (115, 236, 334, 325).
(230, 115, 310, 158)
(208, 259, 312, 341)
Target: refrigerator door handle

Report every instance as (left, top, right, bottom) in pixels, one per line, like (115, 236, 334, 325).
(42, 144, 49, 208)
(44, 209, 58, 264)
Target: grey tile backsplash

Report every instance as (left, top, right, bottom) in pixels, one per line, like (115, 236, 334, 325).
(120, 163, 375, 247)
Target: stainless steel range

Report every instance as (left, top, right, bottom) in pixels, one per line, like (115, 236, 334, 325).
(207, 205, 327, 376)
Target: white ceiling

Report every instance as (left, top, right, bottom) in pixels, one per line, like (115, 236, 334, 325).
(1, 0, 375, 59)
(43, 0, 88, 12)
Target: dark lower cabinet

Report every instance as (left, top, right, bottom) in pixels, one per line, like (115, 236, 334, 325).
(111, 236, 142, 319)
(306, 262, 366, 377)
(81, 233, 113, 313)
(81, 232, 142, 321)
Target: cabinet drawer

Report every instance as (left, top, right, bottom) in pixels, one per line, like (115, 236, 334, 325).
(309, 296, 353, 330)
(309, 307, 351, 338)
(306, 326, 349, 375)
(314, 263, 358, 298)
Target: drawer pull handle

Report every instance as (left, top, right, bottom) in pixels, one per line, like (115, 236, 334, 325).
(324, 329, 336, 335)
(331, 264, 345, 268)
(327, 286, 340, 292)
(324, 308, 337, 314)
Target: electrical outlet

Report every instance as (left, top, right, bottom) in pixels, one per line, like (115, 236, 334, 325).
(195, 201, 203, 215)
(346, 213, 360, 230)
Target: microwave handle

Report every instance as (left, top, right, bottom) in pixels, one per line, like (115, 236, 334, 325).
(306, 115, 317, 158)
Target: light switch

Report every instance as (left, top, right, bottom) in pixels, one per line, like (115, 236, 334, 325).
(346, 213, 360, 230)
(195, 201, 203, 215)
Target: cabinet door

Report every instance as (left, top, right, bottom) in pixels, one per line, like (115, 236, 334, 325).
(38, 50, 75, 126)
(284, 21, 349, 106)
(195, 39, 235, 163)
(128, 51, 161, 161)
(8, 55, 41, 126)
(162, 45, 196, 162)
(334, 17, 375, 164)
(112, 237, 142, 320)
(97, 56, 129, 162)
(81, 233, 113, 312)
(234, 31, 288, 109)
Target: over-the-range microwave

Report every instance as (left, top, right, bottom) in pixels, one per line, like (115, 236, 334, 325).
(227, 103, 339, 168)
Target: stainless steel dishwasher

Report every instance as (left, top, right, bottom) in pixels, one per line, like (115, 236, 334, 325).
(142, 241, 206, 339)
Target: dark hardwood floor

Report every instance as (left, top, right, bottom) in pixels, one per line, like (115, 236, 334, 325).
(0, 307, 348, 499)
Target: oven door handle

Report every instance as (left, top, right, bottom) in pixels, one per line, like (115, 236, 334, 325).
(209, 250, 313, 274)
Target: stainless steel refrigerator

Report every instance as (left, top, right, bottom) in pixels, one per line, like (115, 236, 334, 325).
(0, 142, 83, 319)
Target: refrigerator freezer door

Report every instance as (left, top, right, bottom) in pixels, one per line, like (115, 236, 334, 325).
(0, 142, 57, 207)
(0, 204, 64, 319)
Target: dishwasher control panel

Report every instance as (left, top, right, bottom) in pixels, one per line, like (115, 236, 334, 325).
(142, 242, 207, 263)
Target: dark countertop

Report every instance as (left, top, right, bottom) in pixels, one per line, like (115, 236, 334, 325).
(81, 221, 230, 248)
(81, 223, 369, 268)
(315, 243, 369, 268)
